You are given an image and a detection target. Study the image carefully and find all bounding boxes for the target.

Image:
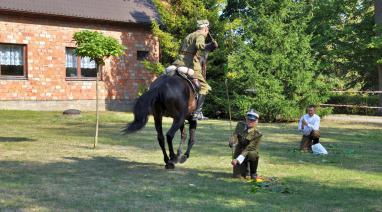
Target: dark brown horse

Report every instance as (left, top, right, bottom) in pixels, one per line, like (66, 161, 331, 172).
(123, 74, 198, 169)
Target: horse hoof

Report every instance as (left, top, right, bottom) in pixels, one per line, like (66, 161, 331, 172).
(165, 163, 175, 169)
(169, 157, 179, 164)
(179, 155, 188, 164)
(177, 155, 182, 163)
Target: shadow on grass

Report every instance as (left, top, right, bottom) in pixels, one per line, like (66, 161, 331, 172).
(258, 125, 382, 174)
(343, 121, 382, 128)
(0, 137, 37, 142)
(0, 156, 380, 211)
(36, 119, 382, 174)
(0, 156, 239, 210)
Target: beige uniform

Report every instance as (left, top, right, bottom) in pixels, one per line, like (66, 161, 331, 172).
(173, 30, 211, 95)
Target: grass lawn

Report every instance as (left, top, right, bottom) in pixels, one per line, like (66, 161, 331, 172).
(0, 110, 381, 211)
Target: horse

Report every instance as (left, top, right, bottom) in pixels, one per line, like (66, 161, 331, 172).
(123, 74, 198, 169)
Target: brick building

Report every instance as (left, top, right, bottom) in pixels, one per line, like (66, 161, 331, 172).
(0, 0, 159, 111)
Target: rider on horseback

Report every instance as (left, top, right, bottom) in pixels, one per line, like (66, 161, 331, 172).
(172, 19, 218, 120)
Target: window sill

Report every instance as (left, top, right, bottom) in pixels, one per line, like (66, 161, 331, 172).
(65, 77, 102, 81)
(0, 76, 28, 80)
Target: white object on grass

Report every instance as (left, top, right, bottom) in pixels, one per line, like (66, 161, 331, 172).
(312, 143, 328, 155)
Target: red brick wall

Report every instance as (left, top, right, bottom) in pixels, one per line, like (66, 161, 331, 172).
(0, 14, 158, 108)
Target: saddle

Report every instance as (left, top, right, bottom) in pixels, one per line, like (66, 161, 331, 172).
(165, 65, 199, 98)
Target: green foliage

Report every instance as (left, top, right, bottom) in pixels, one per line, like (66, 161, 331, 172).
(142, 60, 165, 75)
(150, 0, 224, 66)
(152, 0, 203, 66)
(308, 0, 378, 90)
(152, 0, 378, 121)
(73, 30, 125, 65)
(369, 25, 382, 64)
(137, 83, 149, 97)
(219, 0, 333, 121)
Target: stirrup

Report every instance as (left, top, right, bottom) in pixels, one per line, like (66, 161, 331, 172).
(192, 112, 208, 121)
(199, 112, 209, 120)
(199, 115, 209, 120)
(192, 113, 199, 121)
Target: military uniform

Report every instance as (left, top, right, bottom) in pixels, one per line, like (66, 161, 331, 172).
(172, 20, 217, 121)
(300, 130, 321, 152)
(172, 30, 211, 95)
(231, 121, 262, 178)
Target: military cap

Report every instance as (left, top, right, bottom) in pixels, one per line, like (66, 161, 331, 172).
(197, 20, 209, 28)
(246, 109, 259, 121)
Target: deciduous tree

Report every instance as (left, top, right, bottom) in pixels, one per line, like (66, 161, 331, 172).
(73, 30, 125, 147)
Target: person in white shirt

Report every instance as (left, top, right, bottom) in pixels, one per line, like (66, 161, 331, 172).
(298, 105, 321, 152)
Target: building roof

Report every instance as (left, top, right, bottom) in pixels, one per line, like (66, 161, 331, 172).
(0, 0, 159, 25)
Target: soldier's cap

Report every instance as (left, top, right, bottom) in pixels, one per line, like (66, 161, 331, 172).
(197, 20, 209, 28)
(246, 109, 259, 121)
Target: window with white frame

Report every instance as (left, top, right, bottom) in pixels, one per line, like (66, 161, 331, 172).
(0, 43, 26, 78)
(66, 47, 97, 79)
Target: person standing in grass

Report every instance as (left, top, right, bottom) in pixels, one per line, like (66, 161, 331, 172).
(229, 109, 262, 179)
(298, 105, 321, 152)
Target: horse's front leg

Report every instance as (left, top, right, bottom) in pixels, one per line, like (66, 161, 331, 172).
(180, 119, 197, 164)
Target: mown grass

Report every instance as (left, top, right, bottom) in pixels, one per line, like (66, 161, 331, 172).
(0, 110, 381, 211)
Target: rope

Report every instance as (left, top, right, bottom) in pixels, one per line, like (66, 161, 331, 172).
(321, 90, 382, 109)
(320, 103, 382, 109)
(329, 91, 382, 94)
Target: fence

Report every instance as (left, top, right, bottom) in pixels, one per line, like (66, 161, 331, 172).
(321, 91, 382, 115)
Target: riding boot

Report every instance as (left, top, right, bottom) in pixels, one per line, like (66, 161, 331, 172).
(193, 94, 208, 121)
(249, 157, 259, 179)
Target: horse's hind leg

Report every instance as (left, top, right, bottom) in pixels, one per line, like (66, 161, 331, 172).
(180, 123, 187, 145)
(175, 123, 187, 163)
(154, 115, 170, 167)
(180, 119, 197, 164)
(166, 116, 185, 166)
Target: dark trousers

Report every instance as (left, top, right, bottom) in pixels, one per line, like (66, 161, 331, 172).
(232, 144, 259, 178)
(300, 130, 320, 151)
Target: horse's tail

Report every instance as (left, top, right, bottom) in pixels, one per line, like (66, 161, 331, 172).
(122, 88, 158, 134)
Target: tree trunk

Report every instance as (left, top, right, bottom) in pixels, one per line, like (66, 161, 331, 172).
(94, 64, 101, 148)
(375, 0, 382, 115)
(378, 65, 382, 115)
